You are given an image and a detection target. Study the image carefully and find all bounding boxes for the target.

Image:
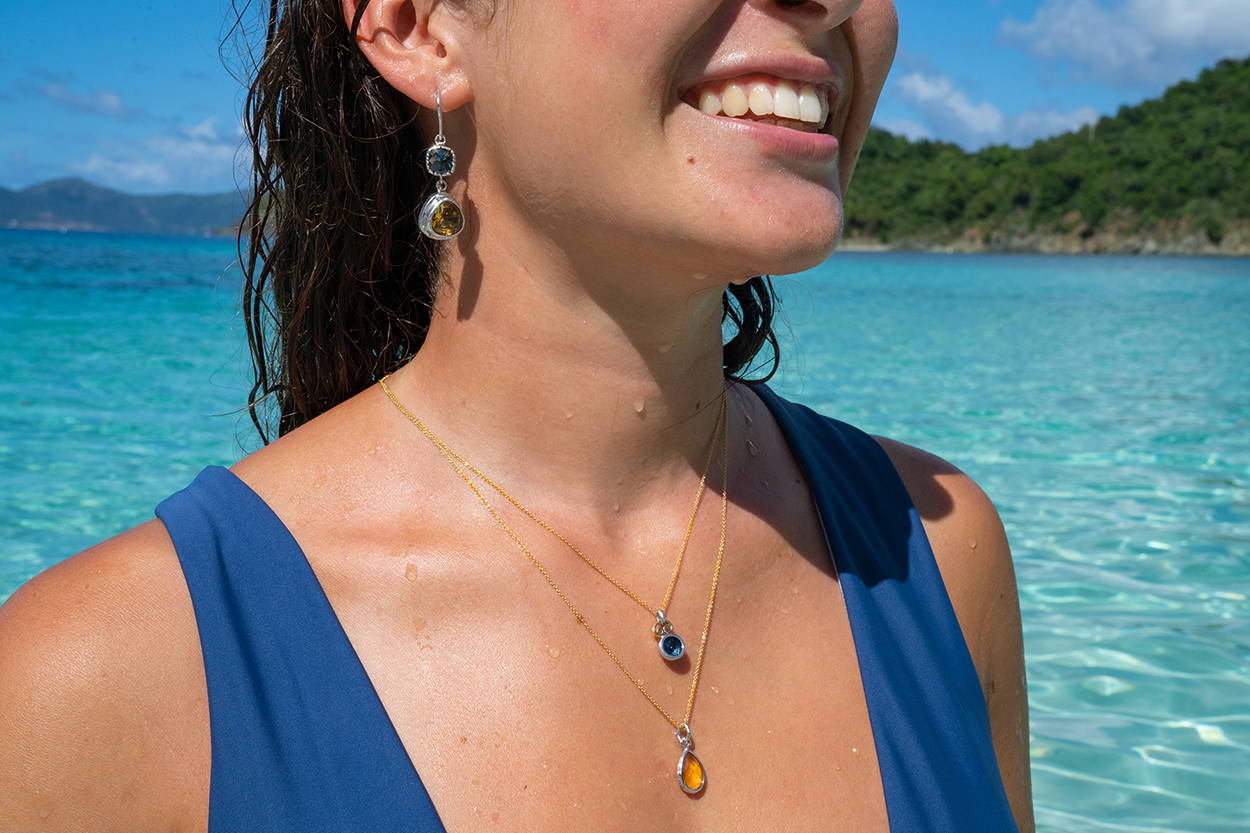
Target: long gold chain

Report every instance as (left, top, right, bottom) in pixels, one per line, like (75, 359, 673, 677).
(378, 375, 731, 732)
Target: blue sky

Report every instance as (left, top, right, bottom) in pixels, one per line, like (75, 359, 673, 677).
(1, 1, 1246, 195)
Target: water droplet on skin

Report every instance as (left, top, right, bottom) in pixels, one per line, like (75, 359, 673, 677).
(564, 410, 574, 420)
(613, 500, 620, 513)
(634, 398, 646, 414)
(542, 762, 549, 768)
(548, 646, 561, 658)
(659, 342, 674, 353)
(968, 539, 978, 549)
(747, 439, 759, 456)
(780, 606, 789, 614)
(744, 413, 753, 426)
(404, 562, 420, 581)
(692, 272, 709, 281)
(666, 682, 674, 695)
(710, 685, 720, 694)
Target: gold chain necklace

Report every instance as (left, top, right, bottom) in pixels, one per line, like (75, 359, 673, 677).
(382, 377, 726, 662)
(378, 375, 731, 795)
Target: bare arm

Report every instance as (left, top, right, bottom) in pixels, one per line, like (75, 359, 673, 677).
(0, 520, 209, 833)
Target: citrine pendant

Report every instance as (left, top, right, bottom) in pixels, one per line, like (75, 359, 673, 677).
(418, 192, 464, 240)
(674, 722, 705, 794)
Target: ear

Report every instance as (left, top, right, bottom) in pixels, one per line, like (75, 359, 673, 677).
(342, 0, 473, 111)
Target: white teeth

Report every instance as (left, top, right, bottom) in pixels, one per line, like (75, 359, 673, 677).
(698, 88, 722, 116)
(798, 83, 823, 125)
(772, 81, 801, 120)
(748, 82, 773, 116)
(721, 82, 749, 117)
(688, 76, 829, 129)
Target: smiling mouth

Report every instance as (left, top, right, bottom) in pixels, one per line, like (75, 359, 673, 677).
(680, 75, 835, 135)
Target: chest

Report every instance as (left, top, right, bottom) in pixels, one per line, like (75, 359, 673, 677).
(299, 498, 894, 833)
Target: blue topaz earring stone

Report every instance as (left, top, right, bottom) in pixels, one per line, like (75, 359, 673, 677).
(654, 608, 686, 661)
(418, 88, 465, 241)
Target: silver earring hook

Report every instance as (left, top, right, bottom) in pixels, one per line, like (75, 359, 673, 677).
(434, 88, 445, 145)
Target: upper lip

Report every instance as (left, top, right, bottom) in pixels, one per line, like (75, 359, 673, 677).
(677, 53, 841, 100)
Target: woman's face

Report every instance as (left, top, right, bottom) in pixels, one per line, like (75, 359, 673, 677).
(402, 0, 898, 284)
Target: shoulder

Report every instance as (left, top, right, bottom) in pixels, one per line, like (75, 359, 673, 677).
(0, 519, 208, 831)
(865, 434, 1014, 685)
(868, 433, 1035, 833)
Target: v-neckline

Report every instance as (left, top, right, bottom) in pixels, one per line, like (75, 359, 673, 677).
(209, 379, 891, 831)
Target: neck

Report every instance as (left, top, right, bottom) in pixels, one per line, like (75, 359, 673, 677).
(384, 221, 758, 543)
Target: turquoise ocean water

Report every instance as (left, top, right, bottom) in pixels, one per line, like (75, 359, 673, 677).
(2, 227, 1248, 831)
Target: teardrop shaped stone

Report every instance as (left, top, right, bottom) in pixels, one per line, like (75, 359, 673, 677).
(679, 748, 705, 793)
(431, 200, 463, 237)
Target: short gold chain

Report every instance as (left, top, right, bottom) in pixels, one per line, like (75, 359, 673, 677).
(378, 376, 731, 729)
(381, 385, 725, 618)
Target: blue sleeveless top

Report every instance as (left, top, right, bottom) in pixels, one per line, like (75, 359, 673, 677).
(154, 382, 1020, 832)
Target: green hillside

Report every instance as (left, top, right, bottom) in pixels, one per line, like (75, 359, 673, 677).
(846, 55, 1250, 254)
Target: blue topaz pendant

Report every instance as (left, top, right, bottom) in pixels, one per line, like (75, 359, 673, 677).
(675, 722, 706, 794)
(654, 609, 686, 661)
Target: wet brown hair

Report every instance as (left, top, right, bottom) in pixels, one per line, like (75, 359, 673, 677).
(231, 0, 781, 443)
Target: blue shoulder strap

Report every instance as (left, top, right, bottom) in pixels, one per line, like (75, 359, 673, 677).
(753, 382, 1019, 833)
(155, 465, 447, 832)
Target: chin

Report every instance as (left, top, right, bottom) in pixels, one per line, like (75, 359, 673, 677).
(741, 222, 843, 277)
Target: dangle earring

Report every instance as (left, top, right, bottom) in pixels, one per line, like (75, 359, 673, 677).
(418, 87, 465, 240)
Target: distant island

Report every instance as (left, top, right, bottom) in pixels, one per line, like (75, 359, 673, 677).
(3, 55, 1246, 254)
(844, 54, 1249, 255)
(0, 177, 247, 238)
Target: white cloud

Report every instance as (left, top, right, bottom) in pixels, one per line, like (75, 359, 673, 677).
(38, 82, 139, 119)
(872, 117, 933, 142)
(896, 73, 1005, 140)
(184, 116, 220, 142)
(1013, 106, 1102, 140)
(68, 119, 243, 192)
(74, 154, 173, 189)
(1001, 0, 1250, 85)
(893, 71, 1100, 149)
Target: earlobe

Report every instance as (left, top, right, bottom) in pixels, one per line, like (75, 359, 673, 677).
(342, 0, 471, 111)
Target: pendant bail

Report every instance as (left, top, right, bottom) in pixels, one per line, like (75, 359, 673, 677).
(655, 609, 686, 661)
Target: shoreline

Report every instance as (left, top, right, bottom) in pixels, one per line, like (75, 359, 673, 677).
(6, 225, 1249, 257)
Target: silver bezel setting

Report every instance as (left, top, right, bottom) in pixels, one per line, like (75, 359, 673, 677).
(658, 631, 686, 661)
(424, 143, 456, 177)
(677, 747, 705, 795)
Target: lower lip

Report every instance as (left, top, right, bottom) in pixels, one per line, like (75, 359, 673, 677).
(684, 104, 839, 163)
